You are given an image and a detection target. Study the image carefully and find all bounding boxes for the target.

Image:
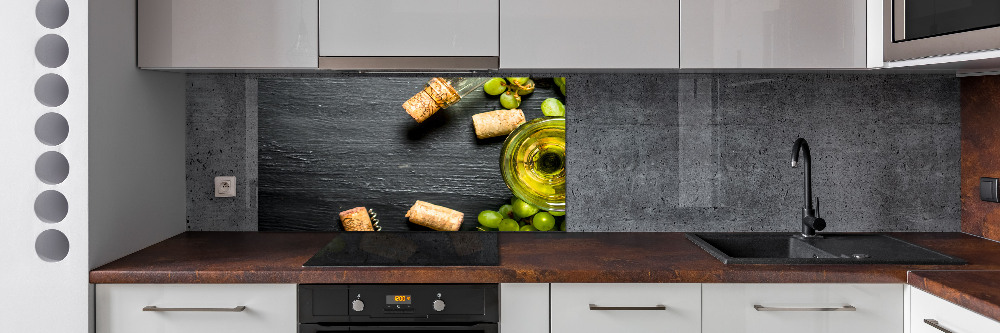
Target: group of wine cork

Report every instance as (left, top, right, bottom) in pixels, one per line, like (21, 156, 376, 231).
(339, 200, 463, 232)
(402, 78, 526, 139)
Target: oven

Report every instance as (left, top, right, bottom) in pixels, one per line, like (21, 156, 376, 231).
(299, 284, 498, 333)
(885, 0, 1000, 61)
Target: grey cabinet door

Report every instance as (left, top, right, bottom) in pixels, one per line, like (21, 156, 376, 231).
(681, 0, 869, 68)
(138, 0, 318, 69)
(500, 0, 680, 69)
(319, 0, 500, 57)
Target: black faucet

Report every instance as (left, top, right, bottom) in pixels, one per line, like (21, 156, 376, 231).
(791, 138, 826, 237)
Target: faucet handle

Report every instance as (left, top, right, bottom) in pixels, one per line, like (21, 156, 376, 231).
(815, 197, 820, 218)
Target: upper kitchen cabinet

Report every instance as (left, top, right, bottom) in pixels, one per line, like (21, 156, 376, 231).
(138, 0, 318, 69)
(681, 0, 880, 69)
(318, 0, 500, 70)
(500, 0, 680, 69)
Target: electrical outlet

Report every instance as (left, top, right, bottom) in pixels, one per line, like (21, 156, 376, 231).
(215, 176, 236, 198)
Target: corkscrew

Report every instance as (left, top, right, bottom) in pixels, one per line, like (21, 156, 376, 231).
(368, 208, 382, 231)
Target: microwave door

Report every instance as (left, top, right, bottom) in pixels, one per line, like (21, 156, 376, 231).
(896, 0, 1000, 42)
(885, 0, 1000, 61)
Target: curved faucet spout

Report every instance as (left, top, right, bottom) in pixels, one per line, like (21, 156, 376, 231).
(791, 138, 824, 237)
(791, 138, 811, 210)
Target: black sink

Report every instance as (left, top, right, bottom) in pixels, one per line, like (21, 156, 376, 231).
(686, 233, 966, 265)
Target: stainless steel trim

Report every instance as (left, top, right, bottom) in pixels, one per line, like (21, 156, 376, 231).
(142, 306, 247, 312)
(589, 304, 667, 311)
(924, 319, 955, 333)
(318, 57, 499, 71)
(753, 305, 856, 312)
(884, 0, 1000, 62)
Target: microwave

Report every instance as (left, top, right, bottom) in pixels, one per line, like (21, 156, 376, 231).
(884, 0, 1000, 62)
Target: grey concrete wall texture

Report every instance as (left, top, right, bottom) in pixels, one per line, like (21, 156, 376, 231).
(186, 75, 258, 231)
(187, 73, 961, 232)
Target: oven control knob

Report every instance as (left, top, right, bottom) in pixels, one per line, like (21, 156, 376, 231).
(352, 299, 365, 312)
(432, 299, 446, 312)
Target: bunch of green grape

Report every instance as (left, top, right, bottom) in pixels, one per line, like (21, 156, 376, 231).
(484, 77, 566, 117)
(477, 197, 566, 232)
(483, 77, 535, 109)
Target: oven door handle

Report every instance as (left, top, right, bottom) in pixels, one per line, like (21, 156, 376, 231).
(346, 324, 497, 332)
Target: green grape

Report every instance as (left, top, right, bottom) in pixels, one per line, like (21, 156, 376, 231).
(506, 77, 529, 86)
(549, 210, 565, 217)
(520, 224, 539, 231)
(559, 220, 566, 231)
(483, 77, 507, 95)
(511, 198, 539, 219)
(498, 218, 520, 231)
(540, 98, 565, 117)
(500, 91, 521, 109)
(516, 78, 535, 95)
(476, 226, 498, 231)
(532, 212, 556, 231)
(477, 210, 503, 228)
(498, 204, 514, 219)
(553, 77, 566, 95)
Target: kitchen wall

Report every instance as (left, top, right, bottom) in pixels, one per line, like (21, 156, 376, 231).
(187, 73, 961, 232)
(960, 75, 1000, 241)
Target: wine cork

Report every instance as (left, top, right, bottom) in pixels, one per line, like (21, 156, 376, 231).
(405, 200, 464, 231)
(339, 207, 374, 231)
(402, 77, 460, 123)
(472, 109, 526, 139)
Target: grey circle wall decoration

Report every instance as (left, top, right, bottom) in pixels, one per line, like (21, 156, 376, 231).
(35, 112, 69, 146)
(35, 229, 69, 262)
(35, 34, 69, 68)
(35, 151, 69, 185)
(36, 0, 69, 29)
(34, 73, 69, 107)
(34, 190, 68, 223)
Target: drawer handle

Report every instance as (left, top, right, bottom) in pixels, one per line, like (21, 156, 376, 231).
(924, 319, 955, 333)
(753, 305, 856, 312)
(143, 306, 247, 312)
(589, 304, 667, 311)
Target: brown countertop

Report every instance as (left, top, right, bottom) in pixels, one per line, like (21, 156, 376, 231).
(908, 270, 1000, 323)
(91, 231, 1000, 284)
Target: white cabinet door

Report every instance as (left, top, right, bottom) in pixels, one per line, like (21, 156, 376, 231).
(702, 283, 903, 333)
(681, 0, 869, 68)
(500, 0, 680, 69)
(319, 0, 499, 57)
(911, 287, 1000, 333)
(138, 0, 318, 69)
(551, 283, 701, 333)
(96, 284, 297, 333)
(500, 284, 548, 333)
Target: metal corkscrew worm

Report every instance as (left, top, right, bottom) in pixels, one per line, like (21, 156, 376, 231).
(368, 208, 382, 231)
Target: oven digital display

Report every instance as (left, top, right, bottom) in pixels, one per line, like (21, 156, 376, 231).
(386, 295, 412, 304)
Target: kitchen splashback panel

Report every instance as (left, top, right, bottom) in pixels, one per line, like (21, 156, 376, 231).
(188, 73, 959, 233)
(257, 77, 562, 231)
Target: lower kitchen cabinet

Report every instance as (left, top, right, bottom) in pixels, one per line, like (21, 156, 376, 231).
(95, 284, 297, 333)
(910, 287, 1000, 333)
(500, 283, 549, 333)
(551, 283, 702, 333)
(702, 284, 903, 333)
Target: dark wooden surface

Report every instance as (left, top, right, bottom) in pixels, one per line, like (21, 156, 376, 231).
(909, 270, 1000, 323)
(91, 231, 1000, 284)
(258, 77, 564, 231)
(961, 76, 1000, 241)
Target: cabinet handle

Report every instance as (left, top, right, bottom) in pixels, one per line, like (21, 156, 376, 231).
(143, 306, 247, 312)
(589, 304, 667, 311)
(924, 319, 955, 333)
(753, 305, 856, 312)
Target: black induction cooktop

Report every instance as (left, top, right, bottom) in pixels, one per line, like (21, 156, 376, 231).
(303, 232, 499, 267)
